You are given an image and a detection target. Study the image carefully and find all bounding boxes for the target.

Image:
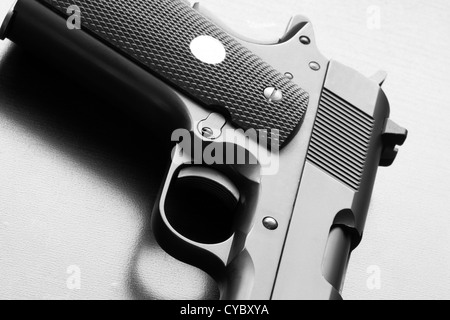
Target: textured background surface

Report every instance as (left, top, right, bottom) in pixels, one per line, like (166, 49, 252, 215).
(0, 0, 449, 300)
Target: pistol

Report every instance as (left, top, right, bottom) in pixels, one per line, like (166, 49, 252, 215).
(1, 0, 407, 299)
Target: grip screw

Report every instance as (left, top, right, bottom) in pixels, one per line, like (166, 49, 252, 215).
(264, 87, 283, 103)
(263, 217, 278, 230)
(201, 127, 214, 139)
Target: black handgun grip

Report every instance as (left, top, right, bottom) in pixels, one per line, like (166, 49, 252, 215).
(38, 0, 309, 146)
